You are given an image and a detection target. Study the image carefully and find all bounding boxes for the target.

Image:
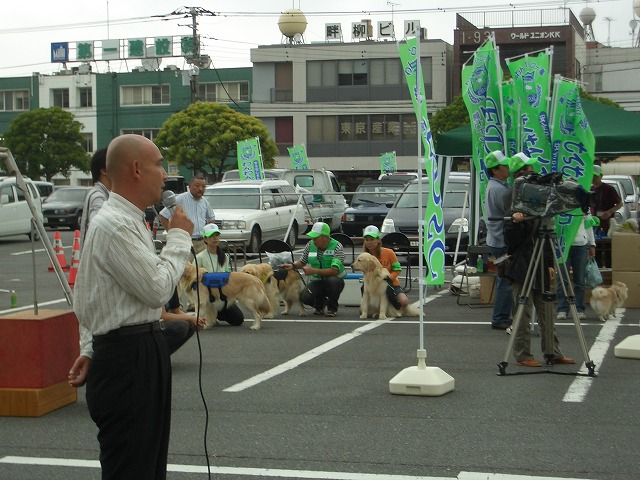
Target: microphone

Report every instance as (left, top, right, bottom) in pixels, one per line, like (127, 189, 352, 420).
(161, 190, 177, 214)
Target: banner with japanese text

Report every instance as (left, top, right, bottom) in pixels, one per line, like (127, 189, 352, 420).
(288, 144, 310, 170)
(398, 36, 445, 286)
(461, 38, 505, 213)
(502, 79, 520, 157)
(379, 151, 397, 174)
(550, 76, 595, 262)
(237, 137, 264, 181)
(506, 49, 552, 174)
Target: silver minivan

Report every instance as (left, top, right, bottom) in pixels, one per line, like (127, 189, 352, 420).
(0, 177, 43, 240)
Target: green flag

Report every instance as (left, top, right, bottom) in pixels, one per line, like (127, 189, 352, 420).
(502, 79, 520, 157)
(398, 36, 445, 286)
(507, 49, 552, 173)
(379, 151, 397, 174)
(461, 38, 505, 213)
(237, 137, 264, 180)
(288, 144, 310, 170)
(550, 76, 595, 261)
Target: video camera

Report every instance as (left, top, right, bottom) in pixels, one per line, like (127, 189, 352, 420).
(511, 172, 594, 218)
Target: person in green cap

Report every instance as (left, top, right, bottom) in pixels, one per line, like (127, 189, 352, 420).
(483, 150, 513, 330)
(282, 221, 346, 317)
(504, 155, 575, 367)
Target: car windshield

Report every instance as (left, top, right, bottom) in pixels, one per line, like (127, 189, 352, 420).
(395, 182, 469, 209)
(204, 188, 260, 209)
(350, 184, 405, 207)
(44, 189, 86, 203)
(611, 178, 634, 197)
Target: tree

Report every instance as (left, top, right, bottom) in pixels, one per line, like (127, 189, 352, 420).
(4, 107, 89, 181)
(430, 95, 469, 143)
(155, 102, 278, 180)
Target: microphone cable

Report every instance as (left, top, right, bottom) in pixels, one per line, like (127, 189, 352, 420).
(191, 251, 213, 480)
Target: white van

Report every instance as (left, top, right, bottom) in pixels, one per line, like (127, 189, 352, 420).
(0, 177, 44, 240)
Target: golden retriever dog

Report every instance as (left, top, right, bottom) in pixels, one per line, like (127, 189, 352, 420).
(590, 281, 629, 322)
(242, 263, 306, 316)
(179, 263, 271, 330)
(351, 252, 421, 320)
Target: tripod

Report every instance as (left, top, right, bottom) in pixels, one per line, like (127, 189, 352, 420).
(497, 216, 596, 377)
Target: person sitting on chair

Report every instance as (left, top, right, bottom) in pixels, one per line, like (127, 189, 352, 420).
(282, 222, 345, 317)
(362, 225, 409, 309)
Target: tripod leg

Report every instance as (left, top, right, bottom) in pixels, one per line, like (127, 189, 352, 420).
(551, 238, 596, 376)
(498, 237, 544, 375)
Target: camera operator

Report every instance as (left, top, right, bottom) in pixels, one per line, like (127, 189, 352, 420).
(504, 154, 575, 367)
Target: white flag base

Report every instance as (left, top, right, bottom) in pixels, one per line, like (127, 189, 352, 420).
(389, 349, 454, 397)
(614, 334, 640, 359)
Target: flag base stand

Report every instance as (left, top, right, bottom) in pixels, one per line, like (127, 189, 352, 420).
(389, 349, 455, 396)
(614, 334, 640, 360)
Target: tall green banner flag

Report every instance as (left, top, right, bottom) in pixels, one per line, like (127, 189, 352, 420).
(398, 36, 445, 286)
(237, 137, 264, 180)
(288, 144, 310, 170)
(507, 49, 552, 173)
(550, 76, 595, 262)
(379, 151, 397, 174)
(502, 79, 520, 157)
(461, 38, 505, 213)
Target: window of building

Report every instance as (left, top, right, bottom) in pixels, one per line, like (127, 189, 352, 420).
(78, 87, 92, 107)
(52, 88, 70, 108)
(0, 90, 30, 111)
(338, 60, 369, 86)
(121, 128, 161, 140)
(370, 59, 401, 86)
(121, 85, 170, 106)
(308, 116, 337, 142)
(82, 133, 94, 153)
(594, 72, 602, 92)
(198, 82, 249, 103)
(313, 114, 418, 143)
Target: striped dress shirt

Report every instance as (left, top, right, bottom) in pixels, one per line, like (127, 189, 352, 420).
(74, 193, 191, 357)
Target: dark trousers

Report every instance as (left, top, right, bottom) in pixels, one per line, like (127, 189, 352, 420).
(87, 329, 171, 480)
(302, 276, 345, 312)
(163, 320, 195, 355)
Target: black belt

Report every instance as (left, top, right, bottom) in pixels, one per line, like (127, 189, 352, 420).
(94, 321, 163, 341)
(192, 236, 204, 241)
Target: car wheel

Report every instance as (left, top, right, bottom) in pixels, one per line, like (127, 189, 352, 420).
(286, 222, 298, 248)
(248, 227, 261, 253)
(28, 229, 41, 241)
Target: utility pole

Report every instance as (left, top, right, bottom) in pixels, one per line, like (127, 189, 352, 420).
(165, 6, 215, 103)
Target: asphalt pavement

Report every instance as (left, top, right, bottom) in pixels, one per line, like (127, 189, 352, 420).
(1, 230, 639, 480)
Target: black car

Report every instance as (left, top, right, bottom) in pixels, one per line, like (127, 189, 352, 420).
(42, 187, 89, 231)
(380, 174, 486, 261)
(341, 178, 412, 236)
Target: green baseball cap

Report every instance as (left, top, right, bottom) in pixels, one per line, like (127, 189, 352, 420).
(307, 222, 330, 238)
(485, 151, 507, 169)
(508, 152, 540, 174)
(203, 223, 221, 237)
(593, 165, 603, 176)
(363, 225, 381, 238)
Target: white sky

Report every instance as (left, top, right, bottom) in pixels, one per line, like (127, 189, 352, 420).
(1, 0, 638, 78)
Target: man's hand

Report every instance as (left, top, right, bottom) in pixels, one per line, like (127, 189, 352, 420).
(68, 355, 91, 387)
(168, 205, 194, 236)
(302, 265, 315, 276)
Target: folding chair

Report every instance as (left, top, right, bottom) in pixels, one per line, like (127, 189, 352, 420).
(258, 239, 294, 264)
(381, 232, 413, 292)
(331, 233, 356, 266)
(455, 245, 495, 308)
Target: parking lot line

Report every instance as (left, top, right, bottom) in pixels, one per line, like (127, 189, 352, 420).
(563, 315, 622, 403)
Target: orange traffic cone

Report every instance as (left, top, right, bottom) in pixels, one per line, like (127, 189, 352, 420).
(67, 235, 81, 287)
(69, 230, 80, 265)
(48, 231, 69, 271)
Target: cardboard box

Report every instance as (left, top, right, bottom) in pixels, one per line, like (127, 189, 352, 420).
(612, 271, 640, 308)
(612, 233, 640, 272)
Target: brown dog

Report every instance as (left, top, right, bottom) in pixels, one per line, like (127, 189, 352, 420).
(179, 263, 271, 330)
(242, 263, 306, 316)
(351, 252, 421, 320)
(590, 281, 628, 322)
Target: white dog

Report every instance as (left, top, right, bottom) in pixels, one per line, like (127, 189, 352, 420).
(351, 252, 421, 320)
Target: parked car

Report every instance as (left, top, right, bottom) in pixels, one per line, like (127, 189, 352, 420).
(604, 174, 638, 216)
(601, 179, 631, 224)
(381, 175, 485, 261)
(32, 180, 56, 200)
(341, 178, 412, 236)
(42, 187, 89, 231)
(0, 177, 43, 240)
(202, 180, 306, 252)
